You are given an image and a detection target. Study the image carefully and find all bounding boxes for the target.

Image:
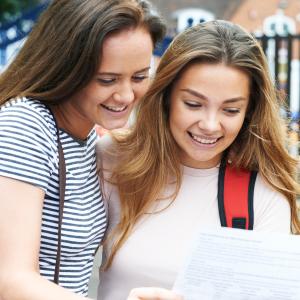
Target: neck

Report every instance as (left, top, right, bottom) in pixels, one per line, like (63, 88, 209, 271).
(50, 103, 93, 140)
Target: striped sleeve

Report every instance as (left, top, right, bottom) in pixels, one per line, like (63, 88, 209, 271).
(0, 104, 57, 191)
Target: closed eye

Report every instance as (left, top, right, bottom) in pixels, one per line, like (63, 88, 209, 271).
(184, 101, 202, 108)
(132, 74, 149, 82)
(97, 78, 116, 85)
(224, 108, 241, 114)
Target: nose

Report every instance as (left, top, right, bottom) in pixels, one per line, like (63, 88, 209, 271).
(113, 81, 135, 105)
(198, 112, 221, 133)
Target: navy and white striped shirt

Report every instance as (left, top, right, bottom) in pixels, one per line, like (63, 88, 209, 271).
(0, 98, 107, 295)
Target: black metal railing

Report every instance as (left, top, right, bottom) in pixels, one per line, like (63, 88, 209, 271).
(258, 34, 300, 157)
(258, 34, 300, 110)
(0, 2, 50, 65)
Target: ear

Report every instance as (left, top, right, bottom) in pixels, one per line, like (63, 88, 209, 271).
(226, 144, 240, 166)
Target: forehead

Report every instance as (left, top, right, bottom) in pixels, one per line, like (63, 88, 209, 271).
(174, 62, 250, 100)
(103, 26, 151, 46)
(98, 27, 154, 73)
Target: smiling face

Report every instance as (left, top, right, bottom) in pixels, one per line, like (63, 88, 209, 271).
(62, 26, 153, 137)
(169, 63, 250, 169)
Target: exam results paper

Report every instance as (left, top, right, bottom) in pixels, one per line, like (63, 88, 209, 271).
(173, 228, 300, 300)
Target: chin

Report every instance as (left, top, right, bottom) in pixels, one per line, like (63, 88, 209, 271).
(107, 122, 127, 130)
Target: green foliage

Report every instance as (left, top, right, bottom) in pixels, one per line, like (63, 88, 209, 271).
(0, 0, 40, 23)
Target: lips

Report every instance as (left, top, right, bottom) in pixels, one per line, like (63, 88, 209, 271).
(101, 104, 127, 112)
(188, 132, 221, 145)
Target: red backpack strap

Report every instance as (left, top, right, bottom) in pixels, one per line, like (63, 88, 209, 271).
(218, 159, 257, 230)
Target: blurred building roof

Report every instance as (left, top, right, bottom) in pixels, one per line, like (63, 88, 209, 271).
(151, 0, 247, 23)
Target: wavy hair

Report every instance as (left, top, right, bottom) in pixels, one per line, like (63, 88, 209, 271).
(0, 0, 166, 105)
(103, 20, 300, 268)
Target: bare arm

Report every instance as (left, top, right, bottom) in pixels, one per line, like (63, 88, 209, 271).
(0, 176, 92, 300)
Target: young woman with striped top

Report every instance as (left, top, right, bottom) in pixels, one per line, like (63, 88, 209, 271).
(0, 1, 166, 300)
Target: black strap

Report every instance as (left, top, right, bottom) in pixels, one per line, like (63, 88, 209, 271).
(46, 106, 66, 284)
(232, 218, 247, 229)
(217, 158, 227, 227)
(248, 171, 257, 230)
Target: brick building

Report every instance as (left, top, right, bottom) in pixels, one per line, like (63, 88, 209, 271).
(231, 0, 300, 34)
(151, 0, 244, 21)
(151, 0, 300, 35)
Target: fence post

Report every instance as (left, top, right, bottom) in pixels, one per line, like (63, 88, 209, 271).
(0, 48, 6, 66)
(286, 34, 292, 107)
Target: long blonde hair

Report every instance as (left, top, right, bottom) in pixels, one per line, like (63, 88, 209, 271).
(103, 20, 300, 268)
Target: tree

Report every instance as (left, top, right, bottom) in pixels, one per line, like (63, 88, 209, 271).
(0, 0, 40, 23)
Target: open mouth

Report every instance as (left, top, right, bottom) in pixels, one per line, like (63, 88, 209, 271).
(101, 104, 127, 112)
(188, 132, 222, 145)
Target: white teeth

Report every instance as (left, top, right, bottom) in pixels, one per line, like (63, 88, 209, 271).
(102, 104, 126, 112)
(191, 133, 218, 144)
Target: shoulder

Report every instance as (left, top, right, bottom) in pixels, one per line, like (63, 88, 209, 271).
(96, 133, 118, 170)
(0, 98, 58, 191)
(96, 134, 122, 235)
(254, 173, 288, 205)
(0, 98, 56, 137)
(253, 173, 291, 233)
(1, 97, 51, 118)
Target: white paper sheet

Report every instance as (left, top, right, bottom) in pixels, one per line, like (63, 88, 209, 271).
(173, 228, 300, 300)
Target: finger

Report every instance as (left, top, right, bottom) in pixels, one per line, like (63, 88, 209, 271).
(128, 287, 184, 300)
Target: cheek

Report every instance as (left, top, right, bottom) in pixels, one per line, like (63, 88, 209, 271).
(135, 81, 151, 99)
(227, 118, 245, 138)
(170, 112, 188, 136)
(92, 87, 118, 105)
(84, 84, 106, 100)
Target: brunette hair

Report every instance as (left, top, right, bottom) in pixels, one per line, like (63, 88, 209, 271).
(0, 0, 166, 105)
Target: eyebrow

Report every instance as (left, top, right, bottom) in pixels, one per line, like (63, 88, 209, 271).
(180, 88, 248, 103)
(97, 67, 151, 76)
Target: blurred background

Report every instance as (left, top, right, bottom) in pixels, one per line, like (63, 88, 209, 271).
(0, 0, 299, 159)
